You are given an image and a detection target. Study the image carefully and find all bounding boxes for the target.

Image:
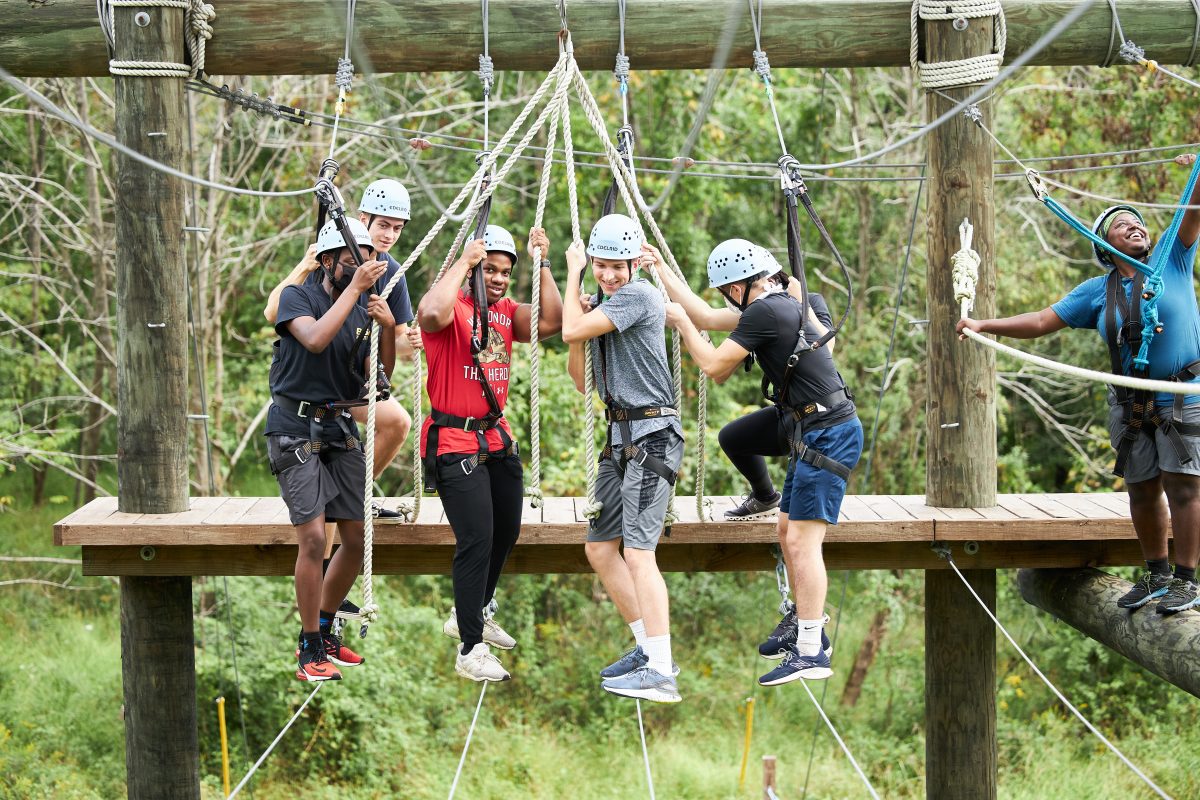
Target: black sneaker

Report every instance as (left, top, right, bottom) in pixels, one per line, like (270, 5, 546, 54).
(372, 502, 402, 519)
(758, 611, 833, 660)
(296, 635, 341, 682)
(1155, 577, 1200, 615)
(1117, 572, 1172, 610)
(725, 492, 782, 521)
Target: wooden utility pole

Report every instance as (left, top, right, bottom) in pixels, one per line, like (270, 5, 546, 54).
(112, 3, 198, 798)
(4, 0, 1200, 76)
(921, 8, 998, 800)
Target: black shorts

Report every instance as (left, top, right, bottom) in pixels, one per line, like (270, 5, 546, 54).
(268, 434, 367, 526)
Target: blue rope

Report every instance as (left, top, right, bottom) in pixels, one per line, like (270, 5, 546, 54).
(1042, 158, 1200, 372)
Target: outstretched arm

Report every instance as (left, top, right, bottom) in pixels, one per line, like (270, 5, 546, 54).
(956, 307, 1066, 340)
(643, 243, 737, 332)
(665, 301, 750, 384)
(1176, 153, 1200, 249)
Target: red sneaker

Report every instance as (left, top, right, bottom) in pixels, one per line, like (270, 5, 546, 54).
(322, 632, 364, 668)
(296, 638, 342, 682)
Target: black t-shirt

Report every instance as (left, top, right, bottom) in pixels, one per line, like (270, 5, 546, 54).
(303, 251, 414, 325)
(729, 290, 855, 428)
(265, 283, 370, 439)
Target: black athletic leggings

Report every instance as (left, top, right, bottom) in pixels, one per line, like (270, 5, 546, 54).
(436, 450, 524, 649)
(718, 407, 786, 501)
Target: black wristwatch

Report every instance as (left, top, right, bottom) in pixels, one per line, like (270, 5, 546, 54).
(539, 258, 552, 270)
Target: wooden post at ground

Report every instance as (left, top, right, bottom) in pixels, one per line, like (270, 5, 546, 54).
(1018, 568, 1200, 699)
(922, 8, 998, 800)
(762, 755, 777, 800)
(112, 3, 198, 799)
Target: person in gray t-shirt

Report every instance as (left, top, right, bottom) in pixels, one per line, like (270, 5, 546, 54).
(562, 214, 684, 705)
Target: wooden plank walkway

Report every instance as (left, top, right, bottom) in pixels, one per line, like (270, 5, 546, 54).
(57, 493, 1164, 576)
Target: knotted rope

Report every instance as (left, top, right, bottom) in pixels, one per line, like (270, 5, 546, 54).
(909, 0, 1006, 89)
(952, 217, 980, 317)
(361, 53, 572, 632)
(103, 0, 216, 79)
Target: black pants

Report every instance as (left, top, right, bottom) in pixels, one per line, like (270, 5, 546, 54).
(437, 451, 524, 648)
(718, 407, 787, 501)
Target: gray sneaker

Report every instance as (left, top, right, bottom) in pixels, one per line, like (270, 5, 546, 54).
(602, 666, 682, 704)
(1155, 577, 1200, 615)
(1117, 572, 1173, 609)
(599, 645, 680, 679)
(724, 492, 781, 521)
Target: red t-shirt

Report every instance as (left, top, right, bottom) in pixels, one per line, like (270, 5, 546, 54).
(421, 290, 519, 456)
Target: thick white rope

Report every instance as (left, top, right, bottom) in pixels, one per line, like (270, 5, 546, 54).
(226, 683, 323, 799)
(636, 699, 657, 800)
(105, 0, 215, 80)
(796, 679, 881, 800)
(447, 681, 489, 800)
(943, 554, 1174, 800)
(362, 53, 571, 629)
(910, 0, 1007, 90)
(525, 103, 563, 509)
(956, 217, 1200, 396)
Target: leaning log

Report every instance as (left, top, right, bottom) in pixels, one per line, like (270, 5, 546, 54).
(1018, 568, 1200, 700)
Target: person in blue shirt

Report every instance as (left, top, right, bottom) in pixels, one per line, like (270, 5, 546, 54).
(957, 153, 1200, 614)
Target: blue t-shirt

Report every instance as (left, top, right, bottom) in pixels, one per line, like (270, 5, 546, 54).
(1051, 236, 1200, 406)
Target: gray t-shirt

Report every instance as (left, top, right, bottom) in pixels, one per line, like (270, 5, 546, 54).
(590, 279, 684, 446)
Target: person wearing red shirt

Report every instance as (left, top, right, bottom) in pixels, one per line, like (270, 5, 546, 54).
(416, 225, 563, 681)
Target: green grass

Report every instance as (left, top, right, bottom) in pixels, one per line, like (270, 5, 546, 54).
(1, 473, 1198, 799)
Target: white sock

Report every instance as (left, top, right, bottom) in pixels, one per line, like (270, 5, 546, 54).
(643, 634, 672, 676)
(796, 618, 824, 657)
(629, 618, 647, 648)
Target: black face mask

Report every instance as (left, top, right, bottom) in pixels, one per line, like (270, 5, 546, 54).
(324, 263, 355, 293)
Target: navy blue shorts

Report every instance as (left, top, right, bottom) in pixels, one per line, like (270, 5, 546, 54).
(780, 417, 863, 524)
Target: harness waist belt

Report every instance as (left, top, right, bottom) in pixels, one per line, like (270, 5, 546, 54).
(427, 408, 504, 432)
(784, 389, 851, 421)
(423, 406, 515, 493)
(272, 394, 362, 419)
(603, 405, 679, 422)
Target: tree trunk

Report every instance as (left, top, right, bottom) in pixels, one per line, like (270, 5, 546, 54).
(840, 606, 890, 707)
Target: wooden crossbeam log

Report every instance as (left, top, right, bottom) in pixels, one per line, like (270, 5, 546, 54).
(3, 1, 1199, 78)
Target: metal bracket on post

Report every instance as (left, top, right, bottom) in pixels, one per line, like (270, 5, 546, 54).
(931, 542, 952, 561)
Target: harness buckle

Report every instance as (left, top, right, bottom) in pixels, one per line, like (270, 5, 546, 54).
(461, 416, 476, 431)
(631, 448, 649, 467)
(296, 400, 310, 417)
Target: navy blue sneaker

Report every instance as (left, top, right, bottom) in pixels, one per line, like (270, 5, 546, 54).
(758, 646, 833, 686)
(599, 645, 680, 679)
(759, 612, 833, 660)
(1117, 572, 1172, 609)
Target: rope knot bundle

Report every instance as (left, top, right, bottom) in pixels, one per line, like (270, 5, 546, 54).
(104, 0, 216, 79)
(334, 57, 354, 91)
(477, 54, 495, 95)
(614, 53, 631, 83)
(910, 0, 1007, 90)
(751, 49, 772, 84)
(952, 217, 980, 314)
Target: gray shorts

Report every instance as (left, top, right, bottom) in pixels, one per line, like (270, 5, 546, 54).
(588, 429, 685, 551)
(1107, 399, 1200, 483)
(268, 434, 367, 526)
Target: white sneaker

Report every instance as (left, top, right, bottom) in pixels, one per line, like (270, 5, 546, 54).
(443, 607, 517, 650)
(455, 642, 511, 682)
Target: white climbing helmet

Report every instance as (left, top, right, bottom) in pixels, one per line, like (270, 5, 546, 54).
(358, 178, 412, 220)
(316, 218, 373, 260)
(707, 238, 780, 288)
(483, 224, 518, 264)
(586, 213, 642, 261)
(1091, 204, 1146, 269)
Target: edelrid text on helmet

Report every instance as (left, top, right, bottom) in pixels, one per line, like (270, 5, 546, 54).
(707, 238, 780, 288)
(316, 218, 374, 261)
(358, 178, 411, 220)
(483, 224, 519, 265)
(587, 213, 642, 261)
